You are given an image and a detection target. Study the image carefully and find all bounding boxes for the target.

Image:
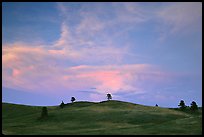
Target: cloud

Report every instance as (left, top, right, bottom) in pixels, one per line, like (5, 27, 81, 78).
(56, 2, 152, 44)
(113, 2, 149, 24)
(3, 2, 194, 100)
(76, 16, 105, 36)
(51, 21, 130, 64)
(57, 2, 69, 16)
(157, 2, 202, 39)
(112, 2, 202, 42)
(54, 22, 72, 47)
(3, 42, 170, 99)
(12, 69, 21, 77)
(2, 10, 136, 94)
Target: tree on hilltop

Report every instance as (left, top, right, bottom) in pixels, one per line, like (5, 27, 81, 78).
(178, 100, 186, 110)
(71, 97, 76, 103)
(107, 93, 112, 101)
(60, 101, 65, 108)
(190, 101, 198, 111)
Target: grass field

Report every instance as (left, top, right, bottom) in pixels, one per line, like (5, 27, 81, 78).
(2, 100, 202, 135)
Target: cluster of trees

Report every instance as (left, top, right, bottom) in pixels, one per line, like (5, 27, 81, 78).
(60, 97, 76, 108)
(178, 100, 199, 111)
(40, 96, 79, 118)
(59, 94, 112, 109)
(39, 94, 199, 119)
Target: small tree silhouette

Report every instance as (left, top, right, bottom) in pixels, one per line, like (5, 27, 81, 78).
(178, 100, 186, 110)
(107, 93, 112, 101)
(190, 101, 198, 111)
(41, 107, 48, 118)
(60, 101, 65, 108)
(71, 97, 76, 103)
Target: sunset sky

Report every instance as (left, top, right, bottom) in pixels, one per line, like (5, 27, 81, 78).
(2, 2, 202, 107)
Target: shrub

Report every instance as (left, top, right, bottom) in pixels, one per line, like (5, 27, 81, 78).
(41, 107, 48, 118)
(60, 101, 65, 108)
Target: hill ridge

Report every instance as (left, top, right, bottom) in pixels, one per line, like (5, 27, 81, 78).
(2, 100, 202, 135)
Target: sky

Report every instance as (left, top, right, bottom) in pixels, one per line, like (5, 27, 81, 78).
(2, 2, 202, 107)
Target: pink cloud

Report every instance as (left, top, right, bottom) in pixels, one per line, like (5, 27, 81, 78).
(76, 70, 123, 93)
(62, 64, 168, 95)
(48, 49, 65, 55)
(12, 69, 21, 77)
(3, 41, 172, 99)
(3, 44, 173, 100)
(2, 13, 174, 99)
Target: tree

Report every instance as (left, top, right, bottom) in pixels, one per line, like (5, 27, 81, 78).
(60, 101, 65, 108)
(107, 93, 112, 101)
(41, 107, 48, 118)
(190, 101, 198, 111)
(178, 100, 186, 110)
(71, 97, 76, 103)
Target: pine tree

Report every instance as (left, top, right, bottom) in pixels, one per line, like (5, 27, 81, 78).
(71, 97, 76, 103)
(178, 100, 186, 110)
(190, 101, 198, 111)
(107, 93, 112, 101)
(60, 101, 65, 108)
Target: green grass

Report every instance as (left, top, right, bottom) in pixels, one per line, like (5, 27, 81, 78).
(2, 100, 202, 135)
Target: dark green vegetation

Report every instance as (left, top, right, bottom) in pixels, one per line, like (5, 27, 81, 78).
(2, 100, 202, 135)
(40, 107, 48, 119)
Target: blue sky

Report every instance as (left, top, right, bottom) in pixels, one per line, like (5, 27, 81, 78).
(2, 2, 202, 107)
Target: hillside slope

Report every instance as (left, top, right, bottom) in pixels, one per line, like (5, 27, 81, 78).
(2, 100, 202, 135)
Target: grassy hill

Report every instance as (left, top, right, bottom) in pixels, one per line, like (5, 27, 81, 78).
(2, 100, 202, 135)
